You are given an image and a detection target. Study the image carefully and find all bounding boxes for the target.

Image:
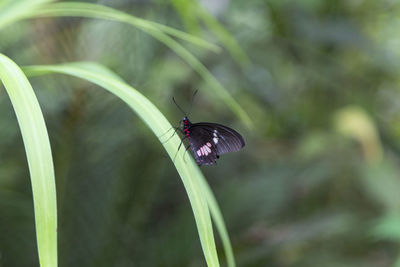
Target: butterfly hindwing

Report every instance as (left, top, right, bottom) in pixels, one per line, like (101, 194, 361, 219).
(188, 126, 219, 165)
(189, 122, 245, 166)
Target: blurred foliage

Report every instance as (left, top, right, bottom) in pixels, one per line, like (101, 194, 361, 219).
(2, 0, 400, 266)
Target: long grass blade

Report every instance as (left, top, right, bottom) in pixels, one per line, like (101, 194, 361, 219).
(2, 2, 221, 53)
(199, 178, 236, 267)
(18, 1, 252, 128)
(24, 62, 231, 267)
(0, 0, 55, 28)
(170, 0, 250, 67)
(0, 54, 57, 267)
(196, 4, 250, 67)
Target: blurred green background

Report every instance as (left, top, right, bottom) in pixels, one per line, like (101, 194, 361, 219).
(2, 0, 400, 266)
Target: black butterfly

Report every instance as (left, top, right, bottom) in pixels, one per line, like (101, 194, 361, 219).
(169, 92, 245, 166)
(181, 116, 245, 166)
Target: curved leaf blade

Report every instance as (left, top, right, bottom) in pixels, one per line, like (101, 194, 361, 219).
(20, 1, 252, 128)
(0, 0, 54, 28)
(0, 54, 57, 267)
(24, 62, 231, 267)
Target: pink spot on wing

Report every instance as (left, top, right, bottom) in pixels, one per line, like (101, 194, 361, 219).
(197, 150, 201, 156)
(206, 142, 212, 147)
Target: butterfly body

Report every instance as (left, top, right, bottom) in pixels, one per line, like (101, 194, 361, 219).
(181, 116, 245, 166)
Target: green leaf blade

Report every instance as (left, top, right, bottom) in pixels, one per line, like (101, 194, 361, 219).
(20, 1, 252, 128)
(0, 54, 57, 267)
(24, 62, 235, 267)
(0, 0, 55, 29)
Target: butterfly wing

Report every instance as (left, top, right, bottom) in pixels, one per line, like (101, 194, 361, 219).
(188, 126, 219, 165)
(189, 122, 245, 166)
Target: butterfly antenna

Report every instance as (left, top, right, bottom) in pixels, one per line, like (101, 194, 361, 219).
(173, 97, 187, 116)
(187, 89, 198, 117)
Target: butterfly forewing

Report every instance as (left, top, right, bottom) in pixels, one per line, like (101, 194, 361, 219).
(189, 122, 245, 166)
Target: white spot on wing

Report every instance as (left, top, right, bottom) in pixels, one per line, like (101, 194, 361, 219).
(213, 130, 219, 144)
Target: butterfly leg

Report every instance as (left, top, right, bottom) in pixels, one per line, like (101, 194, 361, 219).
(158, 126, 175, 138)
(158, 120, 182, 143)
(160, 126, 183, 144)
(161, 127, 179, 144)
(173, 136, 187, 162)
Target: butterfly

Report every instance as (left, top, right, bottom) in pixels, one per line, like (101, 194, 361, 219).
(168, 91, 245, 166)
(180, 116, 245, 166)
